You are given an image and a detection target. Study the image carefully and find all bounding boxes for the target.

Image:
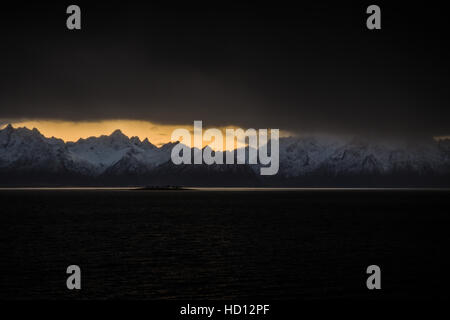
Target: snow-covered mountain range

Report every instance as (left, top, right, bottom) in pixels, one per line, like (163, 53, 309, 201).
(1, 124, 450, 187)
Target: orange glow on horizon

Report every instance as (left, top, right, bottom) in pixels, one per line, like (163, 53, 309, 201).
(3, 120, 179, 146)
(1, 120, 292, 150)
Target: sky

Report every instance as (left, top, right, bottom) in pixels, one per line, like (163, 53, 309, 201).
(0, 1, 449, 142)
(0, 120, 179, 145)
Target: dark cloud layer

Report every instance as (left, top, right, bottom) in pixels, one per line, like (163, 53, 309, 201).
(1, 1, 449, 138)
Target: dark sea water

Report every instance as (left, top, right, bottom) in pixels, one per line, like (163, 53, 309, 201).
(0, 189, 449, 300)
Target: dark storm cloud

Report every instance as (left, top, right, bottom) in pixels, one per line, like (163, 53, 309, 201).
(1, 1, 449, 138)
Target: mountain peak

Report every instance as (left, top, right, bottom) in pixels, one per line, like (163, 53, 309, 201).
(9, 125, 43, 137)
(1, 124, 14, 132)
(141, 137, 156, 149)
(110, 129, 128, 139)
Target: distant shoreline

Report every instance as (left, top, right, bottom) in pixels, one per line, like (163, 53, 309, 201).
(1, 187, 450, 191)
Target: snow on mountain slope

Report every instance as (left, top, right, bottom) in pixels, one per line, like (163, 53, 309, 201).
(0, 125, 171, 176)
(278, 135, 450, 176)
(66, 129, 170, 175)
(1, 125, 450, 182)
(0, 124, 69, 173)
(278, 135, 346, 176)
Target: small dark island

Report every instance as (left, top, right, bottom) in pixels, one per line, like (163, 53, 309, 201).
(133, 185, 189, 191)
